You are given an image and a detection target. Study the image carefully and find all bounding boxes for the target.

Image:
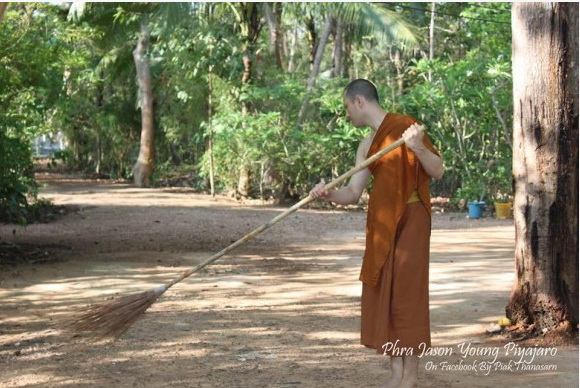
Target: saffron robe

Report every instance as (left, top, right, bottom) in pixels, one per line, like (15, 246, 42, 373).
(359, 113, 438, 354)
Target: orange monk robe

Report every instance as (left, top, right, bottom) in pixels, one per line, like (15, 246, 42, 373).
(360, 113, 439, 287)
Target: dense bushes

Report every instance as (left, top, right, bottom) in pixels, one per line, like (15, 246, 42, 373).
(0, 133, 36, 223)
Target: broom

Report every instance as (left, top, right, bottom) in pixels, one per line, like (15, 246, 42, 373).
(66, 134, 410, 339)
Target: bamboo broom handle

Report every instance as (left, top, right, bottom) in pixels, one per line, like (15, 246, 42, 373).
(163, 136, 407, 290)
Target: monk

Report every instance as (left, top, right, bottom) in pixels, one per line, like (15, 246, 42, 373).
(310, 79, 443, 388)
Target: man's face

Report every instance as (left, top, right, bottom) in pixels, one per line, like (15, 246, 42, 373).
(343, 95, 362, 127)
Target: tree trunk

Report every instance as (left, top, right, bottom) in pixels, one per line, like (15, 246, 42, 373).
(132, 19, 155, 188)
(343, 32, 352, 78)
(305, 15, 333, 93)
(263, 2, 284, 71)
(305, 14, 317, 69)
(332, 18, 343, 78)
(390, 48, 404, 96)
(237, 3, 261, 198)
(287, 26, 297, 73)
(507, 2, 579, 332)
(0, 3, 9, 24)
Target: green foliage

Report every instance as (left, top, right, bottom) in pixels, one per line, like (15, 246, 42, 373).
(0, 2, 515, 206)
(0, 3, 65, 222)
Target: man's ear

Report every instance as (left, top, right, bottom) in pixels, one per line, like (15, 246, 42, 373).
(355, 94, 364, 107)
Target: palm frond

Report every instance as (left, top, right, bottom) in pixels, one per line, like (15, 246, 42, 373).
(334, 3, 420, 48)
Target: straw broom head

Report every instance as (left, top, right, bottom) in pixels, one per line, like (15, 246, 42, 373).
(65, 285, 167, 339)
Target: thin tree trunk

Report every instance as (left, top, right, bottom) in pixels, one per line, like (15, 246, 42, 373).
(507, 2, 579, 332)
(305, 15, 333, 93)
(343, 32, 352, 78)
(132, 19, 155, 188)
(296, 14, 334, 130)
(391, 49, 404, 96)
(332, 18, 343, 78)
(428, 2, 435, 82)
(208, 71, 215, 197)
(287, 26, 297, 73)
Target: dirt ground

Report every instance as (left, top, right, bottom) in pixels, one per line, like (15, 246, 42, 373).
(0, 174, 577, 388)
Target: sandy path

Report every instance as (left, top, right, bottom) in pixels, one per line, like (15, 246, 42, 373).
(0, 178, 577, 387)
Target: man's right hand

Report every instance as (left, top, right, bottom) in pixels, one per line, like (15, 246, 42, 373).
(310, 179, 330, 199)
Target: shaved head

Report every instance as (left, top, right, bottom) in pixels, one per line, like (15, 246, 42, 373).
(344, 79, 379, 104)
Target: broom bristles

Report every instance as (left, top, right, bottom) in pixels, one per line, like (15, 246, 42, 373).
(66, 285, 167, 339)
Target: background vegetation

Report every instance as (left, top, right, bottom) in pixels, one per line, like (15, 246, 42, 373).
(0, 2, 513, 220)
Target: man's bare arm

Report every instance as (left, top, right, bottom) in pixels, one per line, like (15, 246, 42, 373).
(403, 124, 444, 180)
(310, 140, 372, 205)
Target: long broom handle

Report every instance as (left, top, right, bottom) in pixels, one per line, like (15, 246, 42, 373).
(162, 136, 407, 291)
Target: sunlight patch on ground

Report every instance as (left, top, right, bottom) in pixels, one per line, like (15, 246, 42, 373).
(306, 331, 359, 341)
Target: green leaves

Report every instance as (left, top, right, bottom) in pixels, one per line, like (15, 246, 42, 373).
(399, 3, 513, 201)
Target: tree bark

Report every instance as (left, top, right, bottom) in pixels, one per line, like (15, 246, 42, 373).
(507, 2, 579, 332)
(132, 19, 155, 188)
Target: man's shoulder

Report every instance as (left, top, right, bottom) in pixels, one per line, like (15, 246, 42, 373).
(387, 112, 418, 125)
(357, 133, 374, 155)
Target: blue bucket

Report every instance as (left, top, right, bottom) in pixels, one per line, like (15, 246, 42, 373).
(467, 201, 486, 219)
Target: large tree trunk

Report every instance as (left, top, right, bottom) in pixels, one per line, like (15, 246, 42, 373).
(132, 20, 155, 188)
(506, 2, 579, 332)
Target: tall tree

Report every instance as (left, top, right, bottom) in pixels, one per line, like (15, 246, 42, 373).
(132, 17, 154, 187)
(227, 2, 263, 197)
(507, 2, 578, 332)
